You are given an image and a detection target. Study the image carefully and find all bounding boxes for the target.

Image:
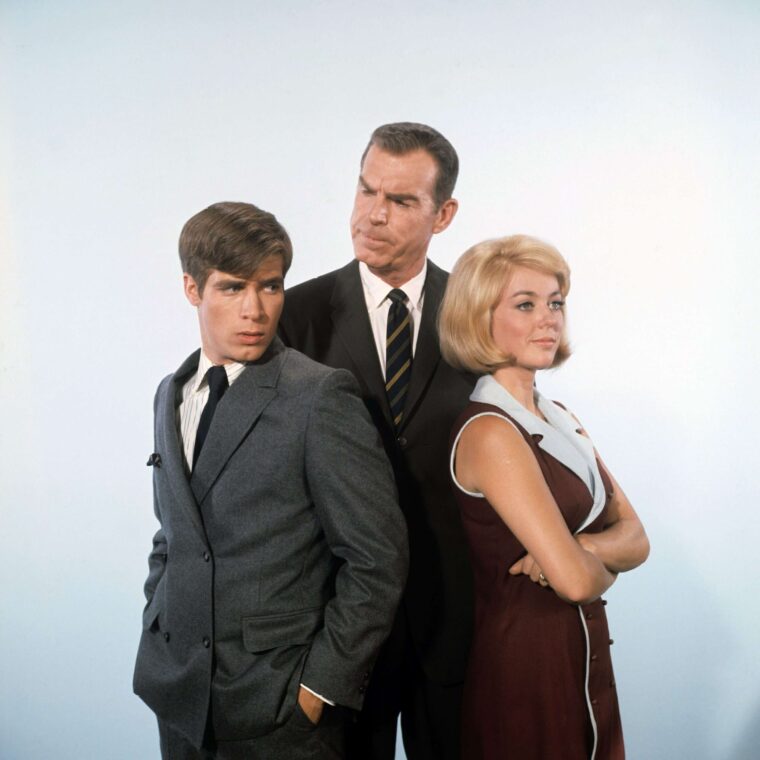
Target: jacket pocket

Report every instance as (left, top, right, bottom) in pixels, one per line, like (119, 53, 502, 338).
(241, 607, 323, 653)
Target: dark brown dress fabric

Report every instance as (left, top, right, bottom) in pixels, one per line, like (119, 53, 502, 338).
(451, 401, 625, 760)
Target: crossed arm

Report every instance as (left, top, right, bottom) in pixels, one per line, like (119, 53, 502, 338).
(455, 414, 648, 604)
(508, 427, 649, 586)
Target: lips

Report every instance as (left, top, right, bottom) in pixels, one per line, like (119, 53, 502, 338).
(238, 331, 265, 345)
(357, 230, 389, 246)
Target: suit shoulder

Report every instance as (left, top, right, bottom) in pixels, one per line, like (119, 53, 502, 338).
(280, 347, 355, 387)
(426, 258, 450, 281)
(284, 266, 343, 305)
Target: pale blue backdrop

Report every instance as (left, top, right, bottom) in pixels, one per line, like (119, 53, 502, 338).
(1, 2, 758, 758)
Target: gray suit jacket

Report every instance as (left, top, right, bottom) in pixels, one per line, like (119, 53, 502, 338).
(133, 338, 408, 747)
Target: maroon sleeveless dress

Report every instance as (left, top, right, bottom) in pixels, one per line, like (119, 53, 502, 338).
(451, 401, 624, 760)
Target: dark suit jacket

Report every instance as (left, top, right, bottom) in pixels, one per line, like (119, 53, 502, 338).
(133, 338, 408, 747)
(279, 260, 475, 685)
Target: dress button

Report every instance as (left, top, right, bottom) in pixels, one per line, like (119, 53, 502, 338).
(203, 552, 210, 562)
(586, 612, 593, 619)
(590, 654, 598, 661)
(591, 699, 598, 706)
(602, 599, 608, 606)
(163, 632, 170, 642)
(610, 679, 616, 687)
(203, 637, 211, 648)
(609, 638, 614, 646)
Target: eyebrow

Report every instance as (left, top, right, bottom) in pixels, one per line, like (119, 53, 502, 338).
(359, 175, 419, 204)
(509, 290, 563, 298)
(214, 276, 247, 287)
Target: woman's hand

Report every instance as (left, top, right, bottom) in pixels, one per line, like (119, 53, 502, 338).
(509, 554, 550, 587)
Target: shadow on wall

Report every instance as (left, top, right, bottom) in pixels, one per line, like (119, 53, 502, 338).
(728, 699, 760, 760)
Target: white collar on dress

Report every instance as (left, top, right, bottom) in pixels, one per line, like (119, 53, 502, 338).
(470, 374, 606, 532)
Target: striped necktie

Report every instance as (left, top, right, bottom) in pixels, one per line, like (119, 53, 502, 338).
(385, 288, 412, 428)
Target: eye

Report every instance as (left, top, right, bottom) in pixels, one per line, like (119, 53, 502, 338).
(393, 199, 408, 207)
(549, 300, 565, 311)
(222, 282, 245, 293)
(263, 282, 283, 294)
(516, 301, 534, 311)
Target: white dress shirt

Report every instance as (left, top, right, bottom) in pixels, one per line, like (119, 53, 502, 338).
(177, 352, 246, 473)
(358, 260, 427, 373)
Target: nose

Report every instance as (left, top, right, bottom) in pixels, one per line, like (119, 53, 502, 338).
(240, 287, 265, 321)
(368, 195, 388, 225)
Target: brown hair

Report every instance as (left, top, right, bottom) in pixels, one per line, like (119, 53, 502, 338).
(178, 202, 293, 293)
(439, 235, 572, 374)
(361, 122, 458, 208)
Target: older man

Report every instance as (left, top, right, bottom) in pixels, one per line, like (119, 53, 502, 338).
(279, 123, 476, 760)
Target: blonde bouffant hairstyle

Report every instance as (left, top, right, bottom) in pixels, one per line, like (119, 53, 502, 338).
(438, 234, 572, 375)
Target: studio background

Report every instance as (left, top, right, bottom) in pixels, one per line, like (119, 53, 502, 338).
(1, 2, 758, 758)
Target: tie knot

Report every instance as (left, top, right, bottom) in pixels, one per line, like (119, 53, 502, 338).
(387, 288, 408, 305)
(206, 365, 229, 394)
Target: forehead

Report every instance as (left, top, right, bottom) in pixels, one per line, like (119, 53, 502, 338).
(361, 146, 438, 196)
(207, 256, 284, 283)
(504, 266, 560, 293)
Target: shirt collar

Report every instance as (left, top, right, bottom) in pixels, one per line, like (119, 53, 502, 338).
(191, 351, 247, 393)
(358, 259, 427, 311)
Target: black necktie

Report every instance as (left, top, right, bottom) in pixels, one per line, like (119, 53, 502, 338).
(385, 289, 413, 428)
(192, 365, 229, 469)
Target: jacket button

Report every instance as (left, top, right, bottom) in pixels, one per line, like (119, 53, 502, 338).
(203, 637, 211, 648)
(397, 436, 408, 448)
(163, 632, 170, 642)
(203, 552, 210, 562)
(359, 685, 366, 694)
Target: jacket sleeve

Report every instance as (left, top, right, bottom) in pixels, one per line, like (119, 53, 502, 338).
(299, 368, 408, 710)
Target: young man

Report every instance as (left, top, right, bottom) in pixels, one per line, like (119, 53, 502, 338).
(278, 124, 476, 760)
(133, 202, 408, 760)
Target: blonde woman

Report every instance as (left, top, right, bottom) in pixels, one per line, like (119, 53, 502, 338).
(439, 235, 649, 760)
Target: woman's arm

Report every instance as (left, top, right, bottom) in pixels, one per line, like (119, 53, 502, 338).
(576, 460, 650, 573)
(456, 415, 615, 605)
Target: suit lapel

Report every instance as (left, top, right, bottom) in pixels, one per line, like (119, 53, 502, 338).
(399, 261, 446, 433)
(157, 350, 210, 544)
(189, 340, 283, 506)
(330, 262, 394, 428)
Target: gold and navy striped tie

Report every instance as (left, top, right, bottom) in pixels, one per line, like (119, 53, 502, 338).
(385, 289, 412, 428)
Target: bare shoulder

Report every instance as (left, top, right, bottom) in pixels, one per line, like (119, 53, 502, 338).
(458, 412, 531, 460)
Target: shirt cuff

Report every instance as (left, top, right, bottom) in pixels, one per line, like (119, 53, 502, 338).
(300, 683, 336, 706)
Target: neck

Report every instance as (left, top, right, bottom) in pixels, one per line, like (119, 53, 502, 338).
(491, 366, 540, 415)
(368, 258, 426, 289)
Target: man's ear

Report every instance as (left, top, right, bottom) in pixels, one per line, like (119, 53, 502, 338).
(432, 197, 458, 235)
(183, 273, 202, 306)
